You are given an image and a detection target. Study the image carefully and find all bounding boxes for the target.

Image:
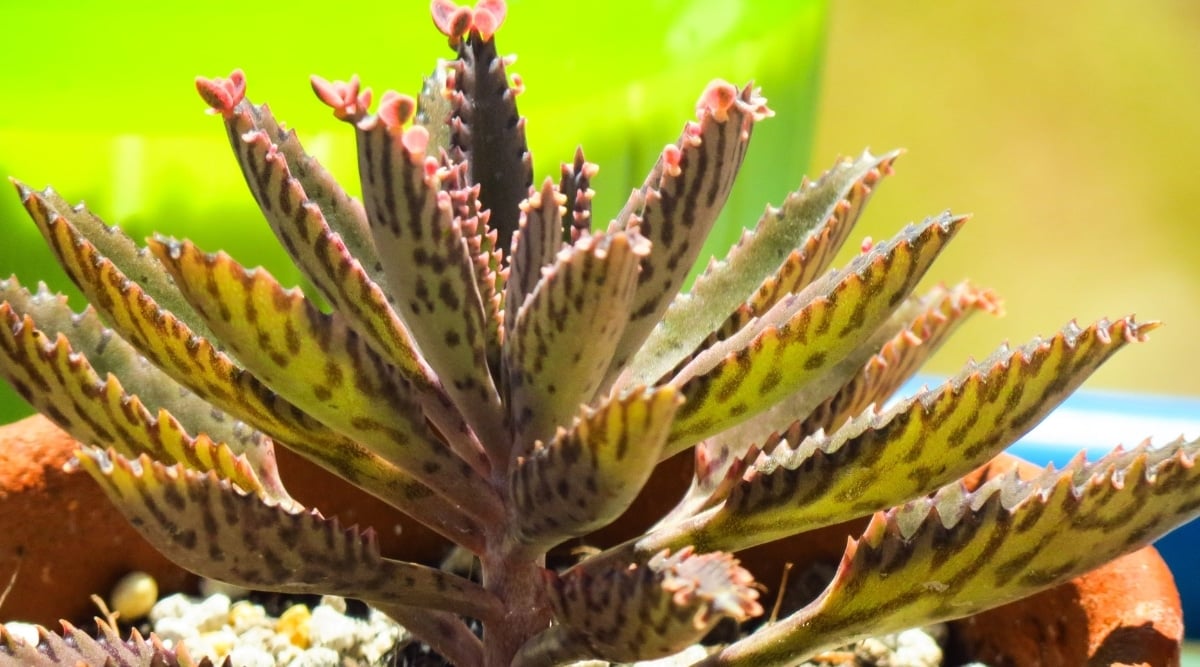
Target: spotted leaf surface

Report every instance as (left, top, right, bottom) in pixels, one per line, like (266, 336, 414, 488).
(710, 438, 1200, 666)
(446, 26, 533, 255)
(25, 211, 475, 543)
(505, 232, 646, 448)
(674, 316, 1155, 556)
(628, 151, 897, 388)
(519, 548, 761, 665)
(505, 177, 566, 338)
(14, 182, 221, 345)
(0, 279, 283, 490)
(0, 620, 214, 667)
(795, 282, 1000, 438)
(604, 83, 772, 387)
(151, 239, 499, 522)
(76, 448, 500, 621)
(354, 111, 507, 457)
(665, 213, 964, 456)
(510, 386, 681, 550)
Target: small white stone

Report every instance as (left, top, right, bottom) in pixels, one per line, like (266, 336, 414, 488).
(187, 593, 232, 632)
(307, 604, 358, 653)
(149, 593, 193, 624)
(286, 646, 341, 667)
(317, 595, 346, 614)
(2, 622, 40, 647)
(152, 617, 200, 645)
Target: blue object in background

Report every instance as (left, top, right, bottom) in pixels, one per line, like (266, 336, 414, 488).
(899, 377, 1200, 637)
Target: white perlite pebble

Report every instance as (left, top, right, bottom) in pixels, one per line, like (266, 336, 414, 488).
(1, 622, 40, 647)
(227, 645, 277, 667)
(308, 604, 359, 652)
(287, 647, 341, 667)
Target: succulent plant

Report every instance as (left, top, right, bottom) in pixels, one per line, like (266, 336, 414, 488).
(2, 1, 1198, 665)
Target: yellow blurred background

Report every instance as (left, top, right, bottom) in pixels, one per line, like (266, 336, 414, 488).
(812, 1, 1200, 395)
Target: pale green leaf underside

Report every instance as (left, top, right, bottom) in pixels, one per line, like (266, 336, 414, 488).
(628, 150, 898, 388)
(76, 448, 500, 622)
(665, 213, 964, 457)
(710, 438, 1200, 666)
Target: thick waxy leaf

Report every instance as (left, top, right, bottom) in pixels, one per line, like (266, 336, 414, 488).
(14, 182, 219, 345)
(373, 602, 481, 667)
(0, 620, 214, 667)
(795, 282, 1000, 437)
(76, 448, 501, 621)
(446, 26, 533, 256)
(505, 177, 566, 338)
(510, 386, 681, 550)
(352, 107, 508, 457)
(505, 232, 646, 447)
(208, 120, 481, 466)
(627, 151, 898, 388)
(0, 279, 284, 493)
(25, 212, 476, 545)
(151, 239, 499, 522)
(516, 548, 761, 665)
(0, 308, 270, 498)
(603, 82, 772, 388)
(664, 213, 964, 457)
(708, 438, 1200, 666)
(660, 316, 1155, 556)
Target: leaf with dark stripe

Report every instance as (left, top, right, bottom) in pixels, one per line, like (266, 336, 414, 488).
(446, 28, 533, 256)
(664, 213, 964, 457)
(13, 181, 219, 344)
(25, 214, 476, 545)
(353, 110, 507, 458)
(150, 239, 500, 522)
(517, 548, 761, 665)
(602, 82, 772, 389)
(0, 619, 214, 667)
(0, 307, 269, 498)
(75, 448, 501, 622)
(504, 177, 566, 338)
(560, 146, 597, 244)
(670, 316, 1155, 556)
(626, 150, 898, 388)
(708, 437, 1200, 666)
(0, 277, 281, 485)
(794, 282, 1000, 438)
(219, 124, 477, 459)
(510, 386, 681, 551)
(505, 232, 646, 448)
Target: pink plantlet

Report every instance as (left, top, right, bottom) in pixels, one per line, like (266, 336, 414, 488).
(195, 70, 246, 117)
(510, 73, 525, 97)
(662, 144, 684, 178)
(861, 236, 875, 253)
(311, 74, 372, 122)
(432, 0, 507, 46)
(697, 80, 738, 123)
(378, 91, 418, 128)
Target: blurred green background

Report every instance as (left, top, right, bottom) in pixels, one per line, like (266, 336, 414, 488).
(1, 0, 1198, 427)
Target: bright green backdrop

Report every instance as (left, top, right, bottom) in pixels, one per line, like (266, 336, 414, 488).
(0, 1, 827, 424)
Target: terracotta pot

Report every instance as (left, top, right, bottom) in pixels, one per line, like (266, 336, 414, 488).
(0, 415, 1184, 666)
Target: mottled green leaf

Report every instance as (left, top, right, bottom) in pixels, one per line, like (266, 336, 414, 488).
(708, 437, 1200, 666)
(505, 178, 566, 338)
(22, 212, 476, 545)
(353, 109, 507, 458)
(0, 307, 270, 498)
(75, 447, 500, 621)
(151, 239, 499, 522)
(670, 316, 1156, 556)
(627, 151, 898, 388)
(664, 213, 964, 457)
(559, 147, 598, 244)
(510, 386, 681, 550)
(517, 548, 761, 666)
(0, 619, 216, 667)
(603, 82, 772, 389)
(13, 181, 219, 345)
(795, 282, 1000, 438)
(0, 278, 284, 493)
(505, 232, 646, 448)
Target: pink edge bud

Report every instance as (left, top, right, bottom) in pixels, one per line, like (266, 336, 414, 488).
(196, 69, 246, 117)
(662, 144, 683, 178)
(473, 0, 507, 41)
(697, 80, 738, 123)
(509, 73, 525, 96)
(431, 0, 473, 44)
(860, 236, 874, 253)
(378, 91, 418, 128)
(403, 126, 431, 157)
(311, 74, 369, 122)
